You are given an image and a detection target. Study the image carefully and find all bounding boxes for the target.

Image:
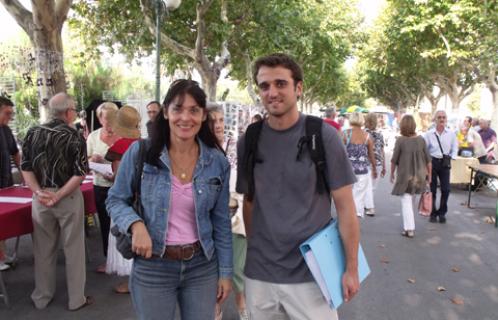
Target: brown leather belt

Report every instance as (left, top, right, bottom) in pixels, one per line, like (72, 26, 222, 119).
(158, 241, 201, 261)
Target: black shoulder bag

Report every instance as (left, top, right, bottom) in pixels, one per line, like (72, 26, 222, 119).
(434, 133, 452, 169)
(110, 140, 146, 260)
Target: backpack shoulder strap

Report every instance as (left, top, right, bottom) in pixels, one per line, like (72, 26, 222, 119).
(133, 139, 146, 217)
(304, 116, 330, 196)
(243, 120, 264, 201)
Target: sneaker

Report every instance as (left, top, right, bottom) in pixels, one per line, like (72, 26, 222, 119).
(429, 216, 438, 223)
(215, 304, 223, 320)
(239, 309, 249, 320)
(3, 255, 15, 265)
(401, 230, 415, 238)
(365, 208, 375, 216)
(0, 262, 10, 271)
(438, 216, 446, 224)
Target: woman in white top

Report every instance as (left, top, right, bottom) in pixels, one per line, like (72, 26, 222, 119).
(86, 102, 119, 273)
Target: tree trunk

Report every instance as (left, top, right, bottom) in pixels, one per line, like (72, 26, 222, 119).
(198, 67, 218, 102)
(435, 75, 473, 113)
(489, 85, 498, 131)
(32, 29, 67, 121)
(447, 91, 461, 112)
(484, 66, 498, 132)
(244, 54, 259, 105)
(0, 0, 71, 122)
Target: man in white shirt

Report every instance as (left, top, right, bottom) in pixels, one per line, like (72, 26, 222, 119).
(424, 110, 458, 223)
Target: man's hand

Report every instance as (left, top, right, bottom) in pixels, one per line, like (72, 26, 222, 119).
(131, 221, 153, 258)
(36, 190, 59, 207)
(342, 269, 360, 303)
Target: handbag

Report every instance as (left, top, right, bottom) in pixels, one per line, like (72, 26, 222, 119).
(111, 140, 147, 260)
(418, 185, 432, 216)
(435, 133, 452, 169)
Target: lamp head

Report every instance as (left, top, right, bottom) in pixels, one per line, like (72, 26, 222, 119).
(163, 0, 182, 10)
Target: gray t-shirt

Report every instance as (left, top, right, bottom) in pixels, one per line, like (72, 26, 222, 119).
(236, 114, 356, 283)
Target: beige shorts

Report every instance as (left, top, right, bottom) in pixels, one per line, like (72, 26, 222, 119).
(245, 277, 339, 320)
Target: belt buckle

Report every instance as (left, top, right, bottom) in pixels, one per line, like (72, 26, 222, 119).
(182, 244, 195, 261)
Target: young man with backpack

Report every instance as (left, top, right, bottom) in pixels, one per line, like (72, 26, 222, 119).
(236, 53, 360, 319)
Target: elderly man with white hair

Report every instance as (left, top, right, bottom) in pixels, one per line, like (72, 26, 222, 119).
(21, 93, 91, 311)
(423, 110, 458, 224)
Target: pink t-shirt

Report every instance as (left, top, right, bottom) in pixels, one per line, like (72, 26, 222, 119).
(165, 175, 199, 245)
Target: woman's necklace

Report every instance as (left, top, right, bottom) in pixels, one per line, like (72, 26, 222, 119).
(169, 145, 199, 181)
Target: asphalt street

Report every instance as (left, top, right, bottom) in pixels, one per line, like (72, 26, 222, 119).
(1, 163, 497, 320)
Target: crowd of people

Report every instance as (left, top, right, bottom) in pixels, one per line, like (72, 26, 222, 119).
(0, 52, 497, 320)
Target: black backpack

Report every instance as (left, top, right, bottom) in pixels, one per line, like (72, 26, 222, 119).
(242, 115, 330, 201)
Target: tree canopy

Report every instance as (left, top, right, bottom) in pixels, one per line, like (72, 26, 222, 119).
(358, 0, 497, 114)
(71, 0, 363, 106)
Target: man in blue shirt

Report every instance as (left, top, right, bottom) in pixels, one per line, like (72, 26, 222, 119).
(424, 110, 458, 223)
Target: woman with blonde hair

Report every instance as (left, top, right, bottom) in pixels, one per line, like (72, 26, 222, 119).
(342, 112, 377, 218)
(86, 102, 119, 272)
(390, 114, 432, 238)
(104, 105, 141, 293)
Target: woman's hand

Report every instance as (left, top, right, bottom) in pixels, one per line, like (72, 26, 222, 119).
(216, 278, 232, 304)
(131, 221, 153, 258)
(371, 169, 378, 179)
(381, 167, 386, 178)
(390, 174, 395, 184)
(103, 173, 115, 182)
(90, 154, 105, 163)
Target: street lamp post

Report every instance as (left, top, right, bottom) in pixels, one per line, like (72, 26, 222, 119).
(155, 0, 182, 102)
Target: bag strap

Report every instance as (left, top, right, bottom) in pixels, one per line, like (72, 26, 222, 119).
(434, 132, 446, 156)
(133, 139, 146, 218)
(304, 116, 330, 196)
(224, 137, 231, 153)
(243, 120, 264, 202)
(244, 116, 330, 201)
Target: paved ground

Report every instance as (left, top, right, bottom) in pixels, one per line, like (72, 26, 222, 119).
(1, 165, 497, 319)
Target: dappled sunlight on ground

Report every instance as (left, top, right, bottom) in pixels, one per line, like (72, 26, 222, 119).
(483, 285, 498, 303)
(468, 253, 483, 266)
(453, 232, 483, 241)
(425, 236, 442, 245)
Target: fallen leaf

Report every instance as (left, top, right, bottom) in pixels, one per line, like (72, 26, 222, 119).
(377, 244, 386, 248)
(451, 296, 464, 305)
(380, 256, 390, 264)
(451, 267, 460, 272)
(407, 278, 416, 284)
(437, 286, 447, 292)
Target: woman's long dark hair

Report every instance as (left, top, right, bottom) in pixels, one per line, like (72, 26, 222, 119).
(148, 79, 222, 165)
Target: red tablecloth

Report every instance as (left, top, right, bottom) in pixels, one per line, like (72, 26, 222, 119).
(0, 181, 96, 241)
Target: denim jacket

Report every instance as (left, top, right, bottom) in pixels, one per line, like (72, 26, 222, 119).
(106, 139, 233, 279)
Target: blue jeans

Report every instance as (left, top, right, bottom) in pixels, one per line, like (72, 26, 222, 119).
(130, 252, 218, 320)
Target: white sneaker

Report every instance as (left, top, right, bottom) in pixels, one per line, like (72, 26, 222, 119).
(239, 309, 249, 320)
(214, 304, 223, 320)
(0, 262, 10, 271)
(365, 208, 375, 216)
(4, 255, 15, 264)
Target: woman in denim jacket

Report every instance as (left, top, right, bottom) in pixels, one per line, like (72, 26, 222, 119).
(106, 80, 232, 320)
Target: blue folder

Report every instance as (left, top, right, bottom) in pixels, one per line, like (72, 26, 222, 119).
(300, 220, 370, 309)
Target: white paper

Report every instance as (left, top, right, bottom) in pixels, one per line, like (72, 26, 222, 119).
(304, 250, 331, 304)
(89, 162, 113, 176)
(0, 196, 32, 204)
